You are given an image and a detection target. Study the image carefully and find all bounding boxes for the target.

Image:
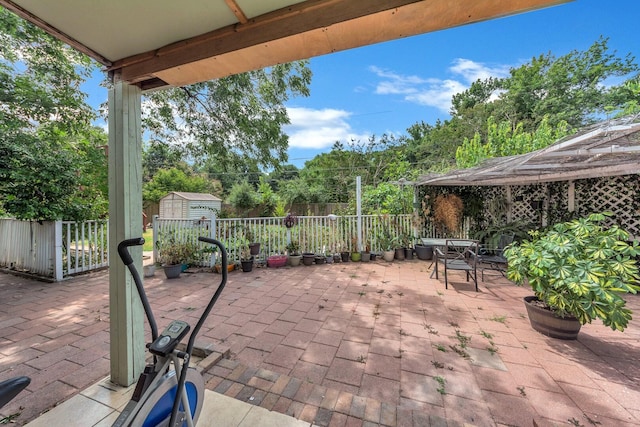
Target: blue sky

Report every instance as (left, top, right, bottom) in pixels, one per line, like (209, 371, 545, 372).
(84, 0, 640, 168)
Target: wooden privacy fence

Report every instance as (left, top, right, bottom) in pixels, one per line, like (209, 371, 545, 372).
(0, 219, 109, 280)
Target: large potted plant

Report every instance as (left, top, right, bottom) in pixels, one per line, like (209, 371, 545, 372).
(505, 212, 640, 339)
(157, 238, 196, 279)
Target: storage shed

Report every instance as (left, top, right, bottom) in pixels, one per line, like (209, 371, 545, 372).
(159, 192, 222, 219)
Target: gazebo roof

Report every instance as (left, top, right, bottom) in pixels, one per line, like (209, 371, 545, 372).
(0, 0, 569, 91)
(416, 117, 640, 187)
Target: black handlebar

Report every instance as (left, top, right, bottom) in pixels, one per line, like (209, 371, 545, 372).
(117, 238, 144, 266)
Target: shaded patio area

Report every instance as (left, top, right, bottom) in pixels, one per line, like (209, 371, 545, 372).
(1, 259, 640, 426)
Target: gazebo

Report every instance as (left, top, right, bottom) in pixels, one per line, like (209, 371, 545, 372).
(0, 0, 572, 386)
(416, 117, 640, 239)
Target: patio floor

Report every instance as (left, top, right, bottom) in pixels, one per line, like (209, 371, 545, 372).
(1, 259, 640, 426)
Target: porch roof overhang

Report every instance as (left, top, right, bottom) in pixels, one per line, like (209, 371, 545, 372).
(0, 0, 569, 91)
(416, 118, 640, 187)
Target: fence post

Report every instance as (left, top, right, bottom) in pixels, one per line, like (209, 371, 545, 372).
(209, 210, 217, 267)
(152, 215, 159, 264)
(356, 176, 362, 252)
(53, 220, 63, 281)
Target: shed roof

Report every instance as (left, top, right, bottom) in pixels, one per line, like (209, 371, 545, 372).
(416, 117, 640, 187)
(162, 192, 222, 201)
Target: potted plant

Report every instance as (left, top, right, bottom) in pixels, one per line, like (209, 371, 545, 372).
(156, 238, 196, 279)
(377, 229, 396, 262)
(350, 235, 361, 262)
(505, 212, 640, 339)
(286, 241, 302, 266)
(240, 246, 254, 272)
(244, 228, 260, 256)
(302, 251, 315, 266)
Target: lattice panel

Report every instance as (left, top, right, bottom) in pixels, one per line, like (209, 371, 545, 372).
(575, 175, 640, 239)
(481, 186, 508, 226)
(510, 184, 547, 226)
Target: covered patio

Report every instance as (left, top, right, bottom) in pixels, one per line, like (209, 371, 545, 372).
(2, 261, 639, 426)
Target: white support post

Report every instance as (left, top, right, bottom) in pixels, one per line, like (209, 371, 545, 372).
(53, 220, 63, 281)
(356, 176, 362, 252)
(108, 80, 145, 386)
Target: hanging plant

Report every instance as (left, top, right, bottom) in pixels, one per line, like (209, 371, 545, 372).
(433, 194, 464, 235)
(283, 212, 298, 228)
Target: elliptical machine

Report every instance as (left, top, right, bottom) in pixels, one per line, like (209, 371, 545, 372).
(112, 236, 227, 427)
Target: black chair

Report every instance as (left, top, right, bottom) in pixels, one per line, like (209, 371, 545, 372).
(434, 239, 479, 291)
(477, 233, 514, 280)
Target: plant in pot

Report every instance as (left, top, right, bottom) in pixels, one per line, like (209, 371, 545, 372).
(504, 212, 640, 339)
(243, 228, 260, 256)
(157, 238, 194, 279)
(377, 229, 396, 262)
(286, 240, 302, 266)
(350, 235, 361, 262)
(240, 246, 254, 272)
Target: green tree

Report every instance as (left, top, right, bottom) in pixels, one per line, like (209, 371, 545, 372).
(142, 61, 312, 171)
(456, 116, 570, 168)
(1, 8, 104, 220)
(227, 181, 259, 212)
(142, 168, 218, 204)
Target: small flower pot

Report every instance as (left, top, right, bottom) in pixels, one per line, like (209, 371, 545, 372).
(382, 250, 395, 262)
(315, 255, 326, 265)
(351, 252, 361, 262)
(241, 259, 254, 272)
(404, 248, 414, 260)
(302, 253, 315, 266)
(361, 251, 371, 262)
(341, 252, 350, 262)
(394, 248, 405, 260)
(249, 243, 260, 255)
(289, 255, 302, 266)
(163, 264, 182, 279)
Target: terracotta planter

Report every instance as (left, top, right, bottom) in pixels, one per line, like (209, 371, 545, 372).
(523, 296, 581, 340)
(214, 263, 235, 274)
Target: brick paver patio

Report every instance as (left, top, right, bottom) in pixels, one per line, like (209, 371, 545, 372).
(1, 259, 640, 426)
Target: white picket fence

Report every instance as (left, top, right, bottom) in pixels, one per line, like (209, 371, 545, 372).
(152, 214, 447, 266)
(0, 219, 108, 280)
(0, 214, 469, 280)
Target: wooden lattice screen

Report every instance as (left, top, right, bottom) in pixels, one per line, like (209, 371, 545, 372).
(426, 174, 639, 240)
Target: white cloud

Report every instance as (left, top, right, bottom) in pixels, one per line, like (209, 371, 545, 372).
(284, 107, 370, 149)
(370, 59, 511, 113)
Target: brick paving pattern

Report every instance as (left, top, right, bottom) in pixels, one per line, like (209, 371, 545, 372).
(2, 259, 640, 426)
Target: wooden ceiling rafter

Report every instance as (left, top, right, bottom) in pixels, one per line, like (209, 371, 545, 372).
(224, 0, 248, 24)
